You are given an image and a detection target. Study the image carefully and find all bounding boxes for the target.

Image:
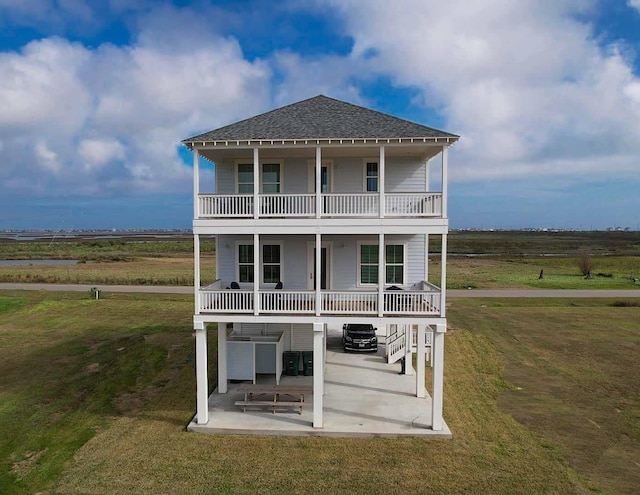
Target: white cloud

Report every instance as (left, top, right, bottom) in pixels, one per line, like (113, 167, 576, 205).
(318, 0, 640, 182)
(0, 5, 271, 197)
(628, 1, 640, 13)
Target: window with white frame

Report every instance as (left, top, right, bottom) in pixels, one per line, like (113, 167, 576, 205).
(262, 163, 281, 193)
(237, 164, 253, 193)
(262, 244, 281, 283)
(237, 242, 282, 284)
(365, 161, 378, 192)
(385, 245, 404, 284)
(358, 243, 404, 285)
(238, 244, 254, 282)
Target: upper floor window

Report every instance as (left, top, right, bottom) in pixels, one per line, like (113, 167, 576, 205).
(365, 161, 378, 192)
(262, 163, 281, 193)
(236, 162, 281, 193)
(385, 245, 404, 285)
(238, 244, 254, 282)
(237, 164, 254, 193)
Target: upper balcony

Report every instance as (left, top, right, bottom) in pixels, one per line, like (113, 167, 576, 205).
(196, 192, 442, 219)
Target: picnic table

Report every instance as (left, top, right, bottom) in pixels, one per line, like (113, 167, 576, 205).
(234, 384, 313, 414)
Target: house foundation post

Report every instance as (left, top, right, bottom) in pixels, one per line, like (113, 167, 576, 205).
(431, 323, 445, 430)
(416, 324, 426, 398)
(313, 322, 324, 428)
(217, 322, 228, 393)
(403, 324, 413, 375)
(195, 321, 209, 424)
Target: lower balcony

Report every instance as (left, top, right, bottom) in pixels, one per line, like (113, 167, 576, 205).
(198, 280, 441, 316)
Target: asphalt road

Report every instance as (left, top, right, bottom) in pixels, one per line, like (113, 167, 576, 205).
(1, 283, 639, 298)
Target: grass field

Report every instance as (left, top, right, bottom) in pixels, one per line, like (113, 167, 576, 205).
(2, 291, 639, 493)
(1, 233, 639, 289)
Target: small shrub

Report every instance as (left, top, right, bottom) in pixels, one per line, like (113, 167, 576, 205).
(611, 300, 640, 307)
(576, 253, 595, 277)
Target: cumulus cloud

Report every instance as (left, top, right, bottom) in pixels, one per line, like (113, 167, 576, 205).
(0, 4, 271, 197)
(628, 0, 640, 13)
(317, 0, 640, 182)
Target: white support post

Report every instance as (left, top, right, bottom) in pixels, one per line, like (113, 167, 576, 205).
(315, 146, 322, 218)
(441, 146, 448, 218)
(431, 324, 445, 430)
(254, 233, 260, 315)
(253, 147, 259, 219)
(424, 234, 429, 283)
(313, 322, 324, 428)
(379, 145, 385, 218)
(378, 233, 384, 316)
(315, 233, 321, 315)
(404, 324, 413, 375)
(195, 324, 209, 424)
(194, 234, 201, 314)
(218, 322, 228, 393)
(193, 149, 200, 218)
(416, 324, 426, 398)
(425, 157, 431, 192)
(440, 233, 447, 318)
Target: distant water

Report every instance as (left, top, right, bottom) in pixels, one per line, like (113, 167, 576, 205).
(0, 260, 79, 267)
(0, 231, 190, 241)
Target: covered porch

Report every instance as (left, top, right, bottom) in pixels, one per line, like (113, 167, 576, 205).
(188, 325, 450, 438)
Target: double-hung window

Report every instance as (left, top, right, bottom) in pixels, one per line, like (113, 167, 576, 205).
(238, 244, 254, 283)
(237, 164, 254, 193)
(237, 243, 282, 284)
(365, 161, 378, 192)
(359, 243, 404, 285)
(262, 244, 281, 283)
(262, 163, 281, 193)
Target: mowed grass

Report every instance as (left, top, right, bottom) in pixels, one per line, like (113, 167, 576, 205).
(0, 291, 195, 495)
(437, 256, 640, 289)
(3, 292, 639, 493)
(448, 298, 640, 495)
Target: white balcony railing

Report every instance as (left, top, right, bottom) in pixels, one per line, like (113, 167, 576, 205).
(197, 192, 442, 219)
(198, 281, 441, 316)
(260, 194, 315, 217)
(385, 193, 442, 217)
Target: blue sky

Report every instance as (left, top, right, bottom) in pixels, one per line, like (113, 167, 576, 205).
(1, 0, 640, 230)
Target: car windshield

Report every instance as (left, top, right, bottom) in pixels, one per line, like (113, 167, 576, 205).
(348, 324, 373, 332)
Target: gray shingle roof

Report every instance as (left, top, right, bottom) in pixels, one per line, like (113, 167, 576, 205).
(183, 95, 458, 143)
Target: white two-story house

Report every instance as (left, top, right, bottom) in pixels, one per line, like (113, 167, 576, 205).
(183, 95, 458, 432)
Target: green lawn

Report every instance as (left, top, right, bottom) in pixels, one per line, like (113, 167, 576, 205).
(6, 291, 640, 493)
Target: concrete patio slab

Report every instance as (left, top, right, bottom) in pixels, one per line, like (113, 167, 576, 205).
(187, 332, 451, 438)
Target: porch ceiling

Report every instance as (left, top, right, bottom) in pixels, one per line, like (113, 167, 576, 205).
(197, 143, 443, 164)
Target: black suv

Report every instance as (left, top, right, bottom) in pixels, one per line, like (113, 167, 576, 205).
(342, 324, 378, 352)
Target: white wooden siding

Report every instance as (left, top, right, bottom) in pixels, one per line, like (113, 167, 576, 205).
(217, 234, 426, 290)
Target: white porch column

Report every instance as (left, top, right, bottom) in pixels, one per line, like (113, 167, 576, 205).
(440, 233, 447, 318)
(253, 148, 259, 219)
(416, 324, 426, 397)
(195, 322, 209, 424)
(378, 233, 384, 317)
(193, 148, 200, 218)
(315, 233, 321, 315)
(431, 323, 445, 431)
(253, 233, 260, 315)
(404, 324, 413, 375)
(441, 146, 448, 218)
(194, 234, 201, 315)
(379, 145, 385, 218)
(315, 146, 322, 218)
(217, 322, 228, 394)
(424, 234, 429, 283)
(313, 322, 324, 428)
(425, 157, 431, 192)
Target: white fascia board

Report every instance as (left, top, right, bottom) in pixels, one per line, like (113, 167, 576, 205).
(189, 137, 458, 150)
(193, 219, 448, 235)
(194, 314, 446, 327)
